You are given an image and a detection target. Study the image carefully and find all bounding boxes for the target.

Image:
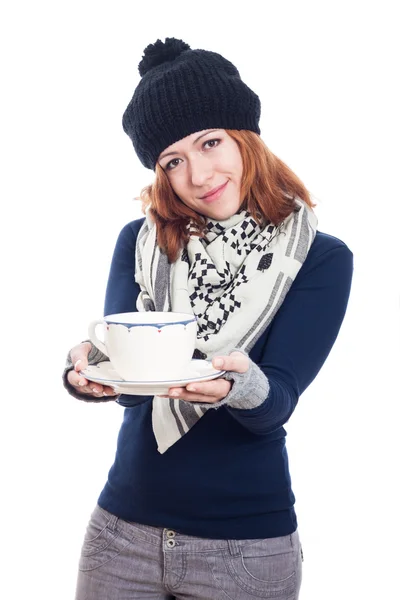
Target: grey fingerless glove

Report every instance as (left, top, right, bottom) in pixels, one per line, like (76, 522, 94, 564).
(62, 341, 119, 403)
(194, 349, 270, 410)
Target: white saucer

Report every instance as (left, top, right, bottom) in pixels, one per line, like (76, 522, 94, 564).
(81, 360, 226, 396)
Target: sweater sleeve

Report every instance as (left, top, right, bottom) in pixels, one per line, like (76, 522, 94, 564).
(224, 244, 354, 435)
(103, 221, 142, 316)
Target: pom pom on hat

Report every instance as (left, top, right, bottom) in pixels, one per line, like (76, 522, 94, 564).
(138, 37, 191, 77)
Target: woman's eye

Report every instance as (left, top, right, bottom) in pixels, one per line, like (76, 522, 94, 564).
(164, 139, 220, 169)
(203, 138, 220, 150)
(166, 158, 182, 170)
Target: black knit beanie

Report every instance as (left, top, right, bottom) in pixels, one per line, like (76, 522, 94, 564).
(122, 38, 261, 170)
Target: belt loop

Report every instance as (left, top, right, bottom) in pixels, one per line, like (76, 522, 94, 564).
(228, 539, 240, 556)
(106, 514, 119, 532)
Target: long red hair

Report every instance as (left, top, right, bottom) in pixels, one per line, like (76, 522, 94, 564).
(138, 130, 316, 263)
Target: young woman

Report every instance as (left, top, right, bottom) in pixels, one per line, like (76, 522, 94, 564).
(63, 37, 353, 600)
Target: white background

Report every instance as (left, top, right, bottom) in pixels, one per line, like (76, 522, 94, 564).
(1, 1, 399, 598)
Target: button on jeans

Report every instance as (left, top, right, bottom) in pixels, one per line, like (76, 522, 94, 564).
(75, 504, 303, 599)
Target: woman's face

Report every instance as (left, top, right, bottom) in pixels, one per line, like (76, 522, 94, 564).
(158, 129, 243, 221)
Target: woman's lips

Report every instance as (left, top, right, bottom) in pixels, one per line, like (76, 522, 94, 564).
(200, 181, 228, 203)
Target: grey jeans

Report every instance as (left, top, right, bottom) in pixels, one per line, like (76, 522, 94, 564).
(75, 504, 303, 599)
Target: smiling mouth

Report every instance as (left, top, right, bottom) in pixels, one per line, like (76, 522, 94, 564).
(200, 181, 228, 202)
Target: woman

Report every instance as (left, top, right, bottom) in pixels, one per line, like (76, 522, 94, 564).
(63, 38, 353, 599)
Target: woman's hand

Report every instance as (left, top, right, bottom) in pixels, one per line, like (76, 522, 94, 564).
(161, 351, 249, 404)
(67, 342, 118, 398)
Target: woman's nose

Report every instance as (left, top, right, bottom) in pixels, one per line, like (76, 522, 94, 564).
(188, 153, 213, 187)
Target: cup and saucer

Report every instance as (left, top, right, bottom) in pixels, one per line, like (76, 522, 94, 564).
(83, 312, 225, 396)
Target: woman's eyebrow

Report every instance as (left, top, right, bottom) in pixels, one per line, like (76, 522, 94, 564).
(193, 129, 220, 144)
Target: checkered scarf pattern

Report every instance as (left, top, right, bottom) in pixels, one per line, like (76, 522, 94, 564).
(135, 198, 318, 453)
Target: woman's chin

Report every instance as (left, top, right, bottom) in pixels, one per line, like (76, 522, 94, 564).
(200, 201, 241, 221)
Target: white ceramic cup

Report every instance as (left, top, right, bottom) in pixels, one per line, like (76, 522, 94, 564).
(88, 312, 197, 382)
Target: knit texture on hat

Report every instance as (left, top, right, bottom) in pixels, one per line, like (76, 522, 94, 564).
(122, 38, 261, 170)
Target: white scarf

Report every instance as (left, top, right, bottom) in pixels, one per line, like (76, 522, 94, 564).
(135, 198, 318, 453)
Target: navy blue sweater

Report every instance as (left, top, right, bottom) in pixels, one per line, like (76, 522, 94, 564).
(96, 218, 353, 539)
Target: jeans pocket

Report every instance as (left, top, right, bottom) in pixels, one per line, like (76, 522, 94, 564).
(207, 535, 298, 599)
(239, 544, 296, 585)
(79, 505, 126, 572)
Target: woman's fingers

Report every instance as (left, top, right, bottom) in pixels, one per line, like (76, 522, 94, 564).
(67, 368, 118, 396)
(67, 341, 118, 397)
(212, 350, 249, 373)
(164, 378, 233, 403)
(67, 368, 99, 394)
(67, 368, 87, 389)
(67, 343, 91, 390)
(70, 341, 92, 373)
(161, 351, 248, 403)
(102, 386, 117, 396)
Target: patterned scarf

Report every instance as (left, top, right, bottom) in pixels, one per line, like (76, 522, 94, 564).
(135, 198, 318, 453)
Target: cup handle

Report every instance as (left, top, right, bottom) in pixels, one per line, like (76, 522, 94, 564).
(88, 320, 109, 357)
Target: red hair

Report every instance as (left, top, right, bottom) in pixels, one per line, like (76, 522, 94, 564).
(138, 130, 316, 262)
